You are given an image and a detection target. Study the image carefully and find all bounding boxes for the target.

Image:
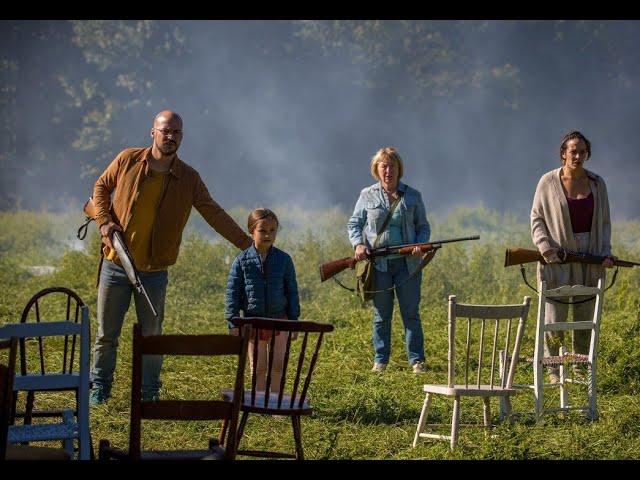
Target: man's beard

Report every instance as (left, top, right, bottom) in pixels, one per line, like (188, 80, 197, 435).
(158, 142, 177, 155)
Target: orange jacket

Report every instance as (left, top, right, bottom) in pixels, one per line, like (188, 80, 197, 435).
(93, 147, 252, 270)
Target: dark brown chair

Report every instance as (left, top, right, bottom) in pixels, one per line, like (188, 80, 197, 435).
(99, 323, 251, 461)
(1, 337, 70, 461)
(223, 317, 334, 460)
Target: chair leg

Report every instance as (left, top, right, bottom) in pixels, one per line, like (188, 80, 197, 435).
(502, 396, 514, 424)
(219, 419, 228, 447)
(24, 391, 35, 425)
(413, 393, 431, 447)
(534, 362, 544, 420)
(497, 351, 504, 420)
(588, 364, 598, 421)
(291, 415, 304, 461)
(482, 398, 492, 433)
(559, 346, 568, 409)
(235, 411, 249, 451)
(98, 439, 111, 461)
(89, 432, 96, 461)
(62, 409, 74, 458)
(450, 396, 461, 451)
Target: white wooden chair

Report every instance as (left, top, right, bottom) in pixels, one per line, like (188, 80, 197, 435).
(531, 279, 604, 420)
(0, 305, 91, 460)
(412, 295, 531, 451)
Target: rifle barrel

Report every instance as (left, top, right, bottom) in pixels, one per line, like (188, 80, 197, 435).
(372, 235, 480, 254)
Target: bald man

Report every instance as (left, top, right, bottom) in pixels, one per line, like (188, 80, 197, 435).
(90, 110, 252, 404)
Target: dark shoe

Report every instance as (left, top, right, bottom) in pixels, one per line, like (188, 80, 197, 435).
(142, 392, 160, 402)
(89, 386, 110, 405)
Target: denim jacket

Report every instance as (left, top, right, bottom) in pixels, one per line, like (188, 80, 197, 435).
(347, 181, 430, 273)
(225, 245, 300, 328)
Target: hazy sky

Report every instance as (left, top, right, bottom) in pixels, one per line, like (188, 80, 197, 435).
(2, 20, 639, 220)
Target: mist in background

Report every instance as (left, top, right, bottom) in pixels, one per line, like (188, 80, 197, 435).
(1, 20, 639, 220)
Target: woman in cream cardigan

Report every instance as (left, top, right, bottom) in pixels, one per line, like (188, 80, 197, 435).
(531, 130, 616, 382)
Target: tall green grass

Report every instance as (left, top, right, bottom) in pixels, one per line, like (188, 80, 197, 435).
(0, 206, 639, 459)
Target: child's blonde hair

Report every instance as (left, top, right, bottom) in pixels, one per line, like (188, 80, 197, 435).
(247, 208, 279, 234)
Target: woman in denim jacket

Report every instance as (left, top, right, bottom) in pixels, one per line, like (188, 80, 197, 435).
(347, 147, 430, 373)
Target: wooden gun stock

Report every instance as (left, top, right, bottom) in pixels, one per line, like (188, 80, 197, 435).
(504, 248, 545, 267)
(319, 257, 358, 282)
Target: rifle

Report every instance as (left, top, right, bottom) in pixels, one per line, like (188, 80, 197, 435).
(79, 198, 159, 318)
(504, 247, 640, 268)
(319, 235, 480, 282)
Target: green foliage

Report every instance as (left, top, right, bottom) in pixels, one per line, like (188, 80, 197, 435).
(293, 20, 522, 104)
(1, 206, 639, 459)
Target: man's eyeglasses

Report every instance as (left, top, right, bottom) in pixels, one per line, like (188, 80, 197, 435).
(154, 128, 183, 137)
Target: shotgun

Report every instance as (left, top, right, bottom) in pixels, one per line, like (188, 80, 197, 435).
(80, 198, 159, 318)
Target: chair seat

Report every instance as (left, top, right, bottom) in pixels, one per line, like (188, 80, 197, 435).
(13, 373, 81, 391)
(423, 384, 518, 397)
(101, 446, 224, 461)
(8, 420, 78, 443)
(505, 354, 590, 367)
(535, 353, 589, 366)
(141, 449, 222, 460)
(221, 389, 311, 414)
(5, 444, 72, 460)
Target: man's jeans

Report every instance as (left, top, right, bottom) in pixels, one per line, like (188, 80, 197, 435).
(91, 259, 168, 397)
(372, 257, 425, 365)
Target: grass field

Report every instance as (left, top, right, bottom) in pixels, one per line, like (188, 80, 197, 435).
(1, 206, 639, 460)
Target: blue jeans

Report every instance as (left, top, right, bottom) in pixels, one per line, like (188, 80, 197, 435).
(91, 259, 168, 397)
(372, 257, 425, 365)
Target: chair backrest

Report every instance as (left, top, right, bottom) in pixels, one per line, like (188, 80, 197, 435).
(19, 287, 87, 377)
(0, 338, 18, 459)
(230, 317, 334, 412)
(0, 307, 91, 459)
(447, 296, 531, 390)
(129, 323, 252, 460)
(536, 278, 605, 362)
(0, 310, 90, 393)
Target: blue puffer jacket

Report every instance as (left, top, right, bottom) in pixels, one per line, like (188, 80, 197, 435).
(225, 245, 300, 328)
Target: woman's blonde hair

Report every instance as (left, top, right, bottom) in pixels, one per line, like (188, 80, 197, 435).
(370, 147, 404, 181)
(247, 208, 279, 234)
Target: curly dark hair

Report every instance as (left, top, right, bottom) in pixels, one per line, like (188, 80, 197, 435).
(559, 130, 591, 163)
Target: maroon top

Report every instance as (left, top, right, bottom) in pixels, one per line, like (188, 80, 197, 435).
(566, 192, 594, 233)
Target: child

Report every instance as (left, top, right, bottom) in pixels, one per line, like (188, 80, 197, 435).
(225, 208, 300, 393)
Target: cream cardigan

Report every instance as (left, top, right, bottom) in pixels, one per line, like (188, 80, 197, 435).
(531, 167, 611, 288)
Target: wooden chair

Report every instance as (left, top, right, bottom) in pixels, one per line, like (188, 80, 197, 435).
(412, 295, 531, 451)
(1, 337, 18, 459)
(2, 337, 70, 460)
(14, 288, 88, 421)
(531, 279, 604, 420)
(223, 317, 334, 460)
(98, 323, 251, 461)
(0, 312, 90, 460)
